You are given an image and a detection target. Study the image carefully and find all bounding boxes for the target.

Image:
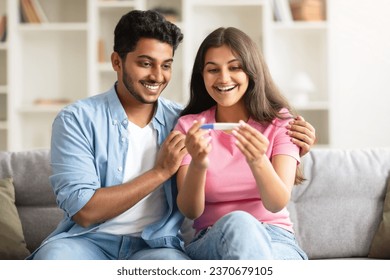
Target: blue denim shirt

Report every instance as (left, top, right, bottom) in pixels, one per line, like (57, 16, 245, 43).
(32, 85, 185, 255)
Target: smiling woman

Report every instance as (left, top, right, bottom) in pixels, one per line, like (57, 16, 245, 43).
(202, 45, 249, 112)
(174, 27, 308, 260)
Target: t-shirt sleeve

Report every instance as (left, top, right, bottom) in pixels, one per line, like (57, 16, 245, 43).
(271, 116, 301, 164)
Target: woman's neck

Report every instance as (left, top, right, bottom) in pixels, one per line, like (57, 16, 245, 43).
(215, 103, 249, 123)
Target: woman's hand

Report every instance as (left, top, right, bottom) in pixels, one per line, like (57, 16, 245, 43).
(287, 116, 316, 157)
(177, 118, 211, 219)
(232, 120, 269, 166)
(185, 118, 212, 168)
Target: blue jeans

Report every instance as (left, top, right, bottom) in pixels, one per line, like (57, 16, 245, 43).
(32, 232, 189, 260)
(186, 211, 308, 260)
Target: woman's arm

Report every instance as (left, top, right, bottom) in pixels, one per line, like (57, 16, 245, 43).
(176, 119, 211, 220)
(232, 121, 296, 212)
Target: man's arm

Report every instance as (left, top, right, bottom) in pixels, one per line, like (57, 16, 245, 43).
(73, 131, 187, 227)
(50, 110, 186, 228)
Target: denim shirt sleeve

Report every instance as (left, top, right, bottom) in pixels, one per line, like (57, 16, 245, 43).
(50, 108, 100, 218)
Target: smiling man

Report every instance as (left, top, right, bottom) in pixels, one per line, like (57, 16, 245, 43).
(28, 10, 189, 260)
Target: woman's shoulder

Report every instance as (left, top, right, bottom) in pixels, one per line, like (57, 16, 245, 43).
(278, 107, 292, 116)
(274, 107, 294, 125)
(178, 107, 215, 123)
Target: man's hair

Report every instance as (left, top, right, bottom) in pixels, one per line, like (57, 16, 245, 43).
(113, 10, 184, 59)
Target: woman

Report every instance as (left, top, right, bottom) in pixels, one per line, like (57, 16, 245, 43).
(175, 27, 310, 259)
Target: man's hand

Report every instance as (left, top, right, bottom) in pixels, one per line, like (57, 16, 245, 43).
(154, 131, 187, 178)
(287, 115, 316, 157)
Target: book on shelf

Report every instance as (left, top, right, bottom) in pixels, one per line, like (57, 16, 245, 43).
(20, 0, 39, 23)
(0, 15, 6, 42)
(290, 0, 325, 21)
(272, 0, 293, 23)
(98, 38, 106, 63)
(20, 0, 48, 24)
(34, 98, 71, 106)
(31, 0, 48, 22)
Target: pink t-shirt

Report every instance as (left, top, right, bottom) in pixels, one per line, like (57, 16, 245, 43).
(174, 106, 300, 233)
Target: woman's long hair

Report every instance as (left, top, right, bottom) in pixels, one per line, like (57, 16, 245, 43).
(181, 27, 304, 184)
(181, 27, 293, 122)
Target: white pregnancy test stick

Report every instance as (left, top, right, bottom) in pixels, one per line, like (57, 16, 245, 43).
(200, 123, 240, 130)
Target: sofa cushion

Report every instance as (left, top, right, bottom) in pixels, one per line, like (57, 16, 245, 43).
(288, 148, 390, 259)
(0, 178, 31, 260)
(0, 149, 63, 254)
(368, 177, 390, 259)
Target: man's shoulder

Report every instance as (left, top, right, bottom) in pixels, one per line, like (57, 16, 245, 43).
(157, 97, 183, 123)
(60, 91, 112, 116)
(158, 97, 183, 112)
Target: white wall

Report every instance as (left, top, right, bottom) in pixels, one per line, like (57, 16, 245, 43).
(330, 0, 390, 148)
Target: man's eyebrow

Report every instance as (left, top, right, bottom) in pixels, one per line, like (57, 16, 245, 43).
(137, 55, 174, 63)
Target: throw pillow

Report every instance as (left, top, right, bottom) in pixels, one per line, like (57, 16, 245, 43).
(368, 177, 390, 259)
(0, 178, 31, 259)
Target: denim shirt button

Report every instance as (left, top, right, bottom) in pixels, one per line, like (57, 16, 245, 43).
(118, 166, 123, 172)
(121, 137, 126, 142)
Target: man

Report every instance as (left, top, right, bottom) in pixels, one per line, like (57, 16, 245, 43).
(30, 10, 188, 260)
(29, 10, 316, 260)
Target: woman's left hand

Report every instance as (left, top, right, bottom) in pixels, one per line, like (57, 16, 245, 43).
(232, 121, 269, 165)
(287, 115, 316, 157)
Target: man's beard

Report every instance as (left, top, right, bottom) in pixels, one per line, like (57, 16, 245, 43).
(122, 67, 157, 105)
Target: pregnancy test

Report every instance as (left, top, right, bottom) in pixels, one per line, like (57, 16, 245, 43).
(200, 123, 240, 130)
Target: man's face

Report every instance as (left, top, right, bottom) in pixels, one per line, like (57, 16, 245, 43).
(120, 38, 174, 104)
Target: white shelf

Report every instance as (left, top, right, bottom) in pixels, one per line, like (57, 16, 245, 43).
(0, 120, 7, 130)
(272, 21, 328, 30)
(189, 0, 266, 6)
(98, 0, 137, 8)
(293, 101, 329, 111)
(98, 62, 113, 72)
(18, 23, 88, 31)
(0, 85, 6, 93)
(18, 104, 68, 114)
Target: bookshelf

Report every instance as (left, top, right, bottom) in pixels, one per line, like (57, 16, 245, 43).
(0, 0, 7, 150)
(267, 0, 329, 146)
(2, 0, 332, 151)
(5, 0, 88, 150)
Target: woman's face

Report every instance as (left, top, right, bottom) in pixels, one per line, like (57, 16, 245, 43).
(202, 45, 249, 108)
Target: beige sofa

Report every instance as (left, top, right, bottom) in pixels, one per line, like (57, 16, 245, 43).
(1, 148, 389, 259)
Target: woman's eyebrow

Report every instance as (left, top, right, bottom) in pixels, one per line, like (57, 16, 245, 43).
(204, 58, 239, 66)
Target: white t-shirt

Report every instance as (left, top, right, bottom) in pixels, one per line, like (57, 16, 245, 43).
(97, 122, 166, 236)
